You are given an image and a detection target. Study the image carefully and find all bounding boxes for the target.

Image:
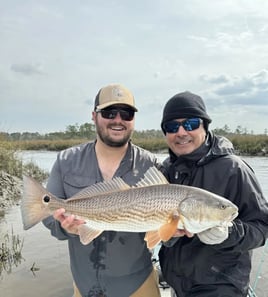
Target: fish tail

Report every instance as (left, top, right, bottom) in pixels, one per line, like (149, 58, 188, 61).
(21, 175, 51, 230)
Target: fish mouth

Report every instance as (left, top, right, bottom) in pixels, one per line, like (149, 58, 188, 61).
(231, 210, 239, 220)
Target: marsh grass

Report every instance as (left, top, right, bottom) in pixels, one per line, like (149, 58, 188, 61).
(0, 142, 48, 274)
(3, 138, 168, 152)
(0, 142, 48, 181)
(0, 143, 23, 177)
(0, 228, 24, 277)
(2, 133, 268, 155)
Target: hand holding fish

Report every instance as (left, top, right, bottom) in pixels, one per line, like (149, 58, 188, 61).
(54, 208, 86, 235)
(172, 229, 194, 238)
(197, 225, 230, 245)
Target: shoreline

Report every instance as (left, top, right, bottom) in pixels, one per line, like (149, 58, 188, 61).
(0, 171, 22, 213)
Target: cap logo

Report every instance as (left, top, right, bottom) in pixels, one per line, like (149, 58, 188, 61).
(112, 87, 124, 98)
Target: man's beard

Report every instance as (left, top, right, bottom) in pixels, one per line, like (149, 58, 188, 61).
(96, 125, 132, 147)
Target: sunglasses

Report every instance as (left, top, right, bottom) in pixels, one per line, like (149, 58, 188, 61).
(96, 108, 135, 121)
(163, 118, 202, 133)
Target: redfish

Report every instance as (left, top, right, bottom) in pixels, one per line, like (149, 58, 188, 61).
(21, 167, 238, 249)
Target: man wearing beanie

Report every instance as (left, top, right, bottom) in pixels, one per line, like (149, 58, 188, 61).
(159, 91, 268, 297)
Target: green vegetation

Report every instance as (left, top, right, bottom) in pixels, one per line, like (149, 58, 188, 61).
(0, 229, 24, 277)
(0, 123, 96, 142)
(0, 142, 23, 178)
(0, 123, 268, 155)
(0, 141, 49, 216)
(229, 134, 268, 156)
(0, 142, 48, 276)
(0, 142, 49, 182)
(213, 126, 268, 156)
(0, 141, 48, 215)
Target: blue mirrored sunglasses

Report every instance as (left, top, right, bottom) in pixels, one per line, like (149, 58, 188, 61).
(163, 118, 202, 133)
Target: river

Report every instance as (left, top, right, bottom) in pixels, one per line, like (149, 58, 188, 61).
(0, 151, 268, 297)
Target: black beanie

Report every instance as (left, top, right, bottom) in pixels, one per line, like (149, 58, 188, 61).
(161, 91, 212, 133)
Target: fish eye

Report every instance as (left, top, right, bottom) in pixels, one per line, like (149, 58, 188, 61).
(43, 195, 50, 203)
(220, 204, 227, 210)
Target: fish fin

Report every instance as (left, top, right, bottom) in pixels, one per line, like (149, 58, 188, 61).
(21, 175, 51, 230)
(78, 224, 103, 245)
(177, 219, 184, 229)
(144, 230, 161, 249)
(158, 215, 180, 242)
(68, 178, 131, 201)
(136, 167, 169, 187)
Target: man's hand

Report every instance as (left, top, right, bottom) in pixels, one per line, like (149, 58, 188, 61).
(54, 208, 85, 235)
(197, 225, 229, 245)
(173, 229, 194, 238)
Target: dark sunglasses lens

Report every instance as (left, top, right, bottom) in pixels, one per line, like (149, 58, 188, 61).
(100, 109, 134, 121)
(100, 110, 117, 119)
(119, 110, 135, 121)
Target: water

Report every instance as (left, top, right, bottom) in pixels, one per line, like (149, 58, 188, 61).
(1, 151, 268, 297)
(17, 150, 58, 172)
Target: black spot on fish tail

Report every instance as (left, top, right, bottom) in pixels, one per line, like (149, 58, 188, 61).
(43, 195, 50, 203)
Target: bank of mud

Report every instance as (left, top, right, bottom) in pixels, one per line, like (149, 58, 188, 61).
(0, 171, 22, 216)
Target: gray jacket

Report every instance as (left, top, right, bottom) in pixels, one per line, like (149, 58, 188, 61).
(43, 141, 160, 297)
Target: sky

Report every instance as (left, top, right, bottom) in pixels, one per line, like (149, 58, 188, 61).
(1, 0, 268, 134)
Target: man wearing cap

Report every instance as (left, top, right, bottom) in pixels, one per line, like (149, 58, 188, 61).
(158, 91, 268, 297)
(43, 84, 162, 297)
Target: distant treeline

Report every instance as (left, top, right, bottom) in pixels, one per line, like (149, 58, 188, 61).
(0, 123, 268, 155)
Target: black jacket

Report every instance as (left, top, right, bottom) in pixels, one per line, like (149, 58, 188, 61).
(159, 132, 268, 296)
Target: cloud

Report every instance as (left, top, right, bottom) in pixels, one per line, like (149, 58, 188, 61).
(10, 63, 45, 76)
(200, 74, 229, 85)
(200, 69, 268, 106)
